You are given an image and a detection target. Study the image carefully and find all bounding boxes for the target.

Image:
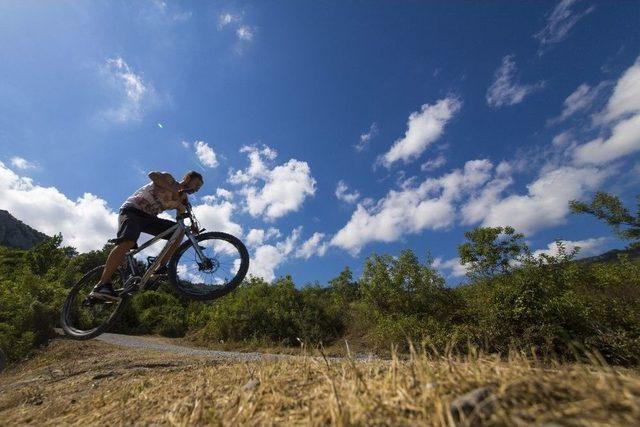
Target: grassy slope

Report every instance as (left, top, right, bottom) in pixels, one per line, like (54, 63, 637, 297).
(1, 339, 639, 425)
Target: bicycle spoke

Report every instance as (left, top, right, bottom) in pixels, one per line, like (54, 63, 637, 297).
(175, 237, 243, 291)
(64, 267, 125, 334)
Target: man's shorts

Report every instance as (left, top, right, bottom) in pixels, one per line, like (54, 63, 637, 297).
(113, 207, 176, 247)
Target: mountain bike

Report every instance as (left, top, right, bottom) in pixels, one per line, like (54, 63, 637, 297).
(60, 202, 249, 340)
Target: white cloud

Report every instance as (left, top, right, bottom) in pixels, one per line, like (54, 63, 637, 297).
(0, 162, 118, 252)
(10, 156, 36, 170)
(193, 141, 219, 168)
(249, 245, 286, 282)
(149, 0, 191, 22)
(331, 159, 493, 255)
(248, 227, 326, 281)
(236, 26, 254, 41)
(570, 57, 640, 165)
(534, 0, 594, 50)
(245, 227, 281, 248)
(245, 229, 265, 248)
(553, 82, 608, 123)
(218, 12, 239, 29)
(216, 188, 233, 200)
(552, 130, 574, 147)
(335, 180, 360, 204)
(199, 195, 216, 204)
(181, 141, 190, 149)
(433, 257, 467, 278)
(217, 12, 254, 49)
(486, 55, 544, 108)
(247, 227, 301, 282)
(420, 154, 446, 172)
(379, 98, 461, 167)
(228, 145, 277, 184)
(532, 237, 609, 259)
(600, 56, 640, 123)
(171, 11, 192, 22)
(295, 232, 329, 259)
(461, 162, 513, 225)
(102, 57, 155, 123)
(355, 122, 378, 152)
(228, 145, 316, 221)
(191, 197, 243, 238)
(573, 113, 640, 165)
(472, 165, 609, 235)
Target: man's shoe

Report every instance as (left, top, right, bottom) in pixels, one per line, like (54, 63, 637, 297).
(89, 282, 121, 302)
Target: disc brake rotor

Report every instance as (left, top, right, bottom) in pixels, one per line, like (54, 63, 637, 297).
(197, 257, 219, 273)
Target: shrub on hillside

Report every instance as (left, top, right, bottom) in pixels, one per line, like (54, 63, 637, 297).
(456, 235, 640, 364)
(0, 239, 69, 361)
(188, 275, 344, 346)
(130, 290, 187, 337)
(354, 249, 457, 351)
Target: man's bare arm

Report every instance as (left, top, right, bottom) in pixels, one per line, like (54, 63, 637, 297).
(149, 171, 189, 214)
(148, 172, 180, 192)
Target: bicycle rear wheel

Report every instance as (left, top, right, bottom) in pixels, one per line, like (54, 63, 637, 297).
(168, 232, 249, 301)
(60, 265, 130, 340)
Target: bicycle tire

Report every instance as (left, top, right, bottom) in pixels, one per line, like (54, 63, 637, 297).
(60, 265, 130, 340)
(168, 232, 249, 301)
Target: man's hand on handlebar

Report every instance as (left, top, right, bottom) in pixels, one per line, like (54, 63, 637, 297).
(176, 192, 190, 217)
(190, 222, 200, 235)
(176, 194, 200, 235)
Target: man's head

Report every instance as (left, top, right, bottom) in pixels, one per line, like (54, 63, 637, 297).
(181, 171, 204, 194)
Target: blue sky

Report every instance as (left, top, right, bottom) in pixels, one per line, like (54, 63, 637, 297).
(1, 0, 639, 284)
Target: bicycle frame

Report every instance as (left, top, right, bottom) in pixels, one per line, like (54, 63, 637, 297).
(123, 217, 207, 291)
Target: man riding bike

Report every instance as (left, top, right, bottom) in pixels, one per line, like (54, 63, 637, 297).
(90, 170, 204, 301)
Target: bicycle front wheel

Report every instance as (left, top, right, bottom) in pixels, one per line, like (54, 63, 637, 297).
(168, 232, 249, 301)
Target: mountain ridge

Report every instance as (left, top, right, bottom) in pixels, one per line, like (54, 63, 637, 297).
(0, 210, 48, 250)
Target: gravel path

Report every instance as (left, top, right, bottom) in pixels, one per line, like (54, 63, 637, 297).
(53, 329, 376, 362)
(94, 333, 285, 361)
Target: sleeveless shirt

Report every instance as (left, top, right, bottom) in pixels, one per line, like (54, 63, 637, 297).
(120, 174, 183, 216)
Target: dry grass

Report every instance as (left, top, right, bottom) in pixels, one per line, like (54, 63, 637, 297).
(1, 339, 639, 426)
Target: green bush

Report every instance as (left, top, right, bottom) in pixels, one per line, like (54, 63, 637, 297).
(0, 239, 69, 361)
(130, 291, 187, 337)
(353, 250, 456, 351)
(188, 275, 344, 346)
(453, 245, 640, 364)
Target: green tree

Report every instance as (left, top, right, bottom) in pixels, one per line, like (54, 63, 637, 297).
(357, 249, 454, 350)
(328, 266, 359, 304)
(570, 192, 640, 248)
(25, 234, 75, 277)
(360, 254, 402, 314)
(458, 226, 529, 280)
